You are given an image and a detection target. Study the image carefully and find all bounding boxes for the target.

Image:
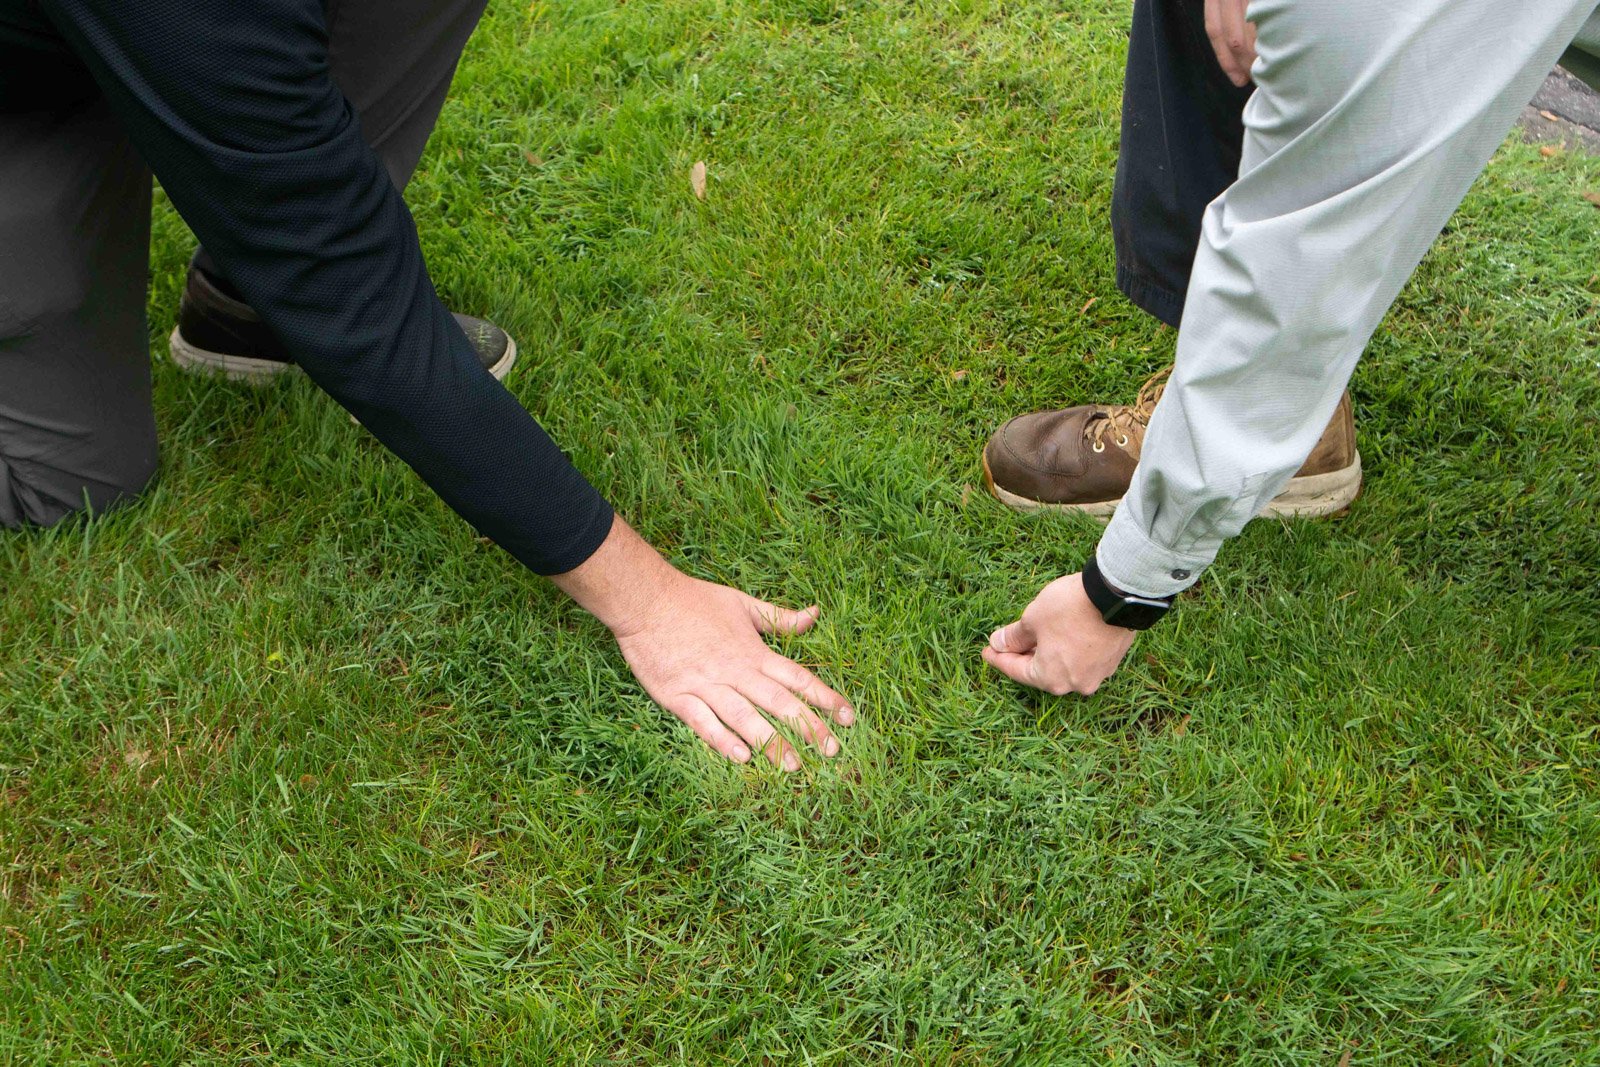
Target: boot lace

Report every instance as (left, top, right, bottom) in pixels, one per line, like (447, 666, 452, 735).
(1086, 366, 1171, 453)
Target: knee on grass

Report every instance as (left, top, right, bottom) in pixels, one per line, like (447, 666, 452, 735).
(0, 443, 159, 530)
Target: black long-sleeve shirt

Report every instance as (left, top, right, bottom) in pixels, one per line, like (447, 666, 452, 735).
(25, 0, 614, 574)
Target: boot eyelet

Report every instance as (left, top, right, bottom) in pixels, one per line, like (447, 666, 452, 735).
(1092, 441, 1105, 453)
(1116, 435, 1129, 448)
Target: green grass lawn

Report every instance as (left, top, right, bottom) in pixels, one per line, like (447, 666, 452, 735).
(4, 0, 1600, 1061)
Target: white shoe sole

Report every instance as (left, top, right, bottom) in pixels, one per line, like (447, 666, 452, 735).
(169, 327, 294, 383)
(169, 327, 519, 422)
(982, 449, 1363, 521)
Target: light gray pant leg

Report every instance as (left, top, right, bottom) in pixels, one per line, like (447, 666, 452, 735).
(1097, 0, 1595, 596)
(0, 96, 158, 529)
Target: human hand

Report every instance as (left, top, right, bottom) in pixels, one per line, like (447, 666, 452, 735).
(612, 574, 852, 769)
(981, 573, 1137, 696)
(1204, 0, 1257, 87)
(551, 516, 852, 768)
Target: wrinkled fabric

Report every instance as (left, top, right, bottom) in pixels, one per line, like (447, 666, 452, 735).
(1098, 0, 1595, 597)
(1, 0, 612, 575)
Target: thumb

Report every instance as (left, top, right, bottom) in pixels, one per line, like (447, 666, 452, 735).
(988, 617, 1036, 654)
(747, 597, 820, 636)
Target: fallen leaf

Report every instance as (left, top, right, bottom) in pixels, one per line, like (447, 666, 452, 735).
(951, 369, 968, 381)
(1337, 1048, 1354, 1067)
(522, 149, 544, 167)
(1583, 191, 1600, 209)
(1540, 145, 1560, 158)
(1541, 109, 1561, 121)
(1173, 715, 1190, 737)
(1079, 296, 1098, 314)
(690, 160, 708, 200)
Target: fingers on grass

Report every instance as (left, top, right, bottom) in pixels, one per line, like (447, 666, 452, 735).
(669, 695, 752, 763)
(747, 597, 820, 636)
(762, 655, 853, 725)
(988, 649, 1087, 697)
(982, 646, 1034, 686)
(989, 617, 1037, 654)
(706, 687, 797, 772)
(765, 734, 800, 772)
(739, 677, 839, 759)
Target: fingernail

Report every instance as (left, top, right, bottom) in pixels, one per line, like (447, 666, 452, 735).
(837, 707, 855, 726)
(783, 752, 801, 772)
(732, 745, 751, 763)
(823, 737, 840, 757)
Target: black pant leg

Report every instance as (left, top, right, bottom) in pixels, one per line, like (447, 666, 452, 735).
(193, 0, 488, 294)
(324, 0, 489, 188)
(1111, 0, 1254, 328)
(36, 0, 611, 575)
(0, 6, 157, 528)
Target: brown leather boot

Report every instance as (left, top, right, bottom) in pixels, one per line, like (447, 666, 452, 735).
(982, 367, 1362, 518)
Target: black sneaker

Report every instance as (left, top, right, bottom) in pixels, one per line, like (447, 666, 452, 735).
(169, 267, 518, 383)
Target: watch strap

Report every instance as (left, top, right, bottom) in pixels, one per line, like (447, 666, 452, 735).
(1081, 555, 1175, 631)
(1079, 555, 1125, 617)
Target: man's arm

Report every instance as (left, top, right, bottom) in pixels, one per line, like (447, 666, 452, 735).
(42, 0, 851, 765)
(989, 0, 1593, 694)
(44, 0, 614, 575)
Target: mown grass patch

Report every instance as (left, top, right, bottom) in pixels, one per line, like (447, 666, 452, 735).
(3, 0, 1597, 1061)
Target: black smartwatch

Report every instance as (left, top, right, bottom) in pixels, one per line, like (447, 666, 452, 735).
(1081, 556, 1174, 631)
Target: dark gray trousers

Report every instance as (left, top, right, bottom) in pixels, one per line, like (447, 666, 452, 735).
(0, 0, 486, 528)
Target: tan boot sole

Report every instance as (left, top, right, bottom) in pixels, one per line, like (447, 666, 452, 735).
(981, 450, 1121, 517)
(1258, 451, 1363, 518)
(982, 449, 1363, 522)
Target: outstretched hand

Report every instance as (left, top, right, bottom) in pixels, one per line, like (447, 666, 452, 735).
(551, 515, 852, 769)
(612, 576, 852, 769)
(982, 573, 1136, 696)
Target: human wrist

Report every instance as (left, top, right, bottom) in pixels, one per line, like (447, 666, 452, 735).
(548, 514, 689, 637)
(1081, 555, 1175, 631)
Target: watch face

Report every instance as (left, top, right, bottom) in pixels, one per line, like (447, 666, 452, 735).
(1104, 597, 1169, 631)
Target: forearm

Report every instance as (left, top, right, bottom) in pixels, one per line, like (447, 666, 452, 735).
(44, 0, 613, 575)
(548, 514, 687, 634)
(1098, 0, 1591, 598)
